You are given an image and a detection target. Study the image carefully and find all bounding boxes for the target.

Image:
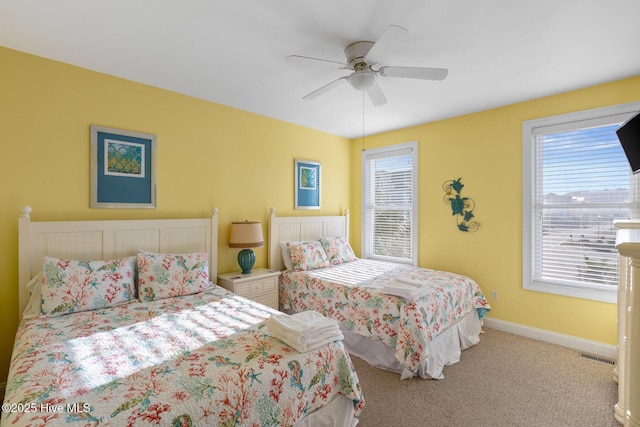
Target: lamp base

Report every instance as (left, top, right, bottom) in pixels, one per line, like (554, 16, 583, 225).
(237, 249, 256, 274)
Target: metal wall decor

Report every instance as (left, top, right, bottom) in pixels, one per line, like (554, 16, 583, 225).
(443, 178, 479, 232)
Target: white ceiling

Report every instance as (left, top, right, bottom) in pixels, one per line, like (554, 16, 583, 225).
(1, 0, 639, 138)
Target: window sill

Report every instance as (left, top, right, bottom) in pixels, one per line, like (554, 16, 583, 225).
(524, 281, 616, 304)
(366, 255, 416, 266)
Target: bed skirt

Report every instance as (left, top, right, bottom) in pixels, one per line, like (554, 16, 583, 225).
(342, 309, 482, 380)
(293, 395, 359, 427)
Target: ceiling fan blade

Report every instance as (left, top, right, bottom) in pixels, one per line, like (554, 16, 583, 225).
(286, 54, 348, 68)
(365, 25, 409, 64)
(302, 76, 349, 100)
(366, 81, 387, 106)
(379, 66, 448, 81)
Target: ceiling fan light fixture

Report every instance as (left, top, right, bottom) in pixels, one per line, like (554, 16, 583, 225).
(349, 70, 376, 91)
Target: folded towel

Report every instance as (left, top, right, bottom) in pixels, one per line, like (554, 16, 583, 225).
(267, 311, 339, 338)
(293, 310, 339, 324)
(395, 276, 424, 287)
(275, 329, 344, 353)
(267, 311, 343, 352)
(378, 281, 428, 301)
(269, 322, 341, 346)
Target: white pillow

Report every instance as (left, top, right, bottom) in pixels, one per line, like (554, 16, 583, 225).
(22, 272, 43, 320)
(280, 242, 293, 270)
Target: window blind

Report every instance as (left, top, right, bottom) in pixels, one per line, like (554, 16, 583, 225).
(532, 123, 630, 289)
(363, 144, 416, 263)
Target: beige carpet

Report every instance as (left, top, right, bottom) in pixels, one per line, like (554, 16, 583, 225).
(351, 328, 619, 427)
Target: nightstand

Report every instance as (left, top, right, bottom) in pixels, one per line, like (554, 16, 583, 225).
(217, 268, 280, 310)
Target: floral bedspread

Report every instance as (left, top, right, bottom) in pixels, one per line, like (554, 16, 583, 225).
(2, 286, 364, 427)
(280, 259, 490, 374)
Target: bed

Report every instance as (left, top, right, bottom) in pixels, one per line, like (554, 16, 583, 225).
(268, 208, 490, 380)
(2, 206, 364, 427)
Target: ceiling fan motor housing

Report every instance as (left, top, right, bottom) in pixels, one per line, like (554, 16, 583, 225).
(344, 41, 376, 91)
(344, 41, 375, 68)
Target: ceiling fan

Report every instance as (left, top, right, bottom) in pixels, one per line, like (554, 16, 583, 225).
(287, 25, 448, 106)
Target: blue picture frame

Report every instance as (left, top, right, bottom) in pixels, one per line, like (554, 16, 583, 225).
(90, 125, 157, 208)
(295, 158, 321, 210)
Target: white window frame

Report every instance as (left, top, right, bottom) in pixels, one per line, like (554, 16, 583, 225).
(362, 141, 418, 265)
(522, 102, 640, 303)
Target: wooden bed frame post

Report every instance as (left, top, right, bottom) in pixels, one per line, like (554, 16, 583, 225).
(18, 206, 33, 320)
(210, 208, 219, 282)
(344, 209, 350, 242)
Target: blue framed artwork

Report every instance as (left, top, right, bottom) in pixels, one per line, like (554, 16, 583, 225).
(90, 125, 157, 208)
(294, 158, 321, 210)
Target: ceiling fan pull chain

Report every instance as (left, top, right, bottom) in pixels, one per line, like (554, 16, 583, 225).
(362, 91, 366, 151)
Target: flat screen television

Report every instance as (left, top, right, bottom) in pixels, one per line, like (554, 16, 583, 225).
(617, 111, 640, 174)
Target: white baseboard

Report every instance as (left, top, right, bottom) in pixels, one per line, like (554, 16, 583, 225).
(483, 317, 617, 360)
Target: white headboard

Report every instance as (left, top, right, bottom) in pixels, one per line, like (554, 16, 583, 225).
(268, 208, 349, 271)
(17, 206, 219, 317)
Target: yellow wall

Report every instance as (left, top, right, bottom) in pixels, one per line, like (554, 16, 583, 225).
(350, 75, 640, 346)
(0, 46, 351, 383)
(2, 43, 639, 387)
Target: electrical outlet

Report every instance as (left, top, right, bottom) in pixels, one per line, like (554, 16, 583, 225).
(491, 290, 499, 301)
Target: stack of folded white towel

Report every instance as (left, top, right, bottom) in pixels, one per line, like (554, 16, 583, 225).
(379, 275, 430, 301)
(267, 310, 343, 353)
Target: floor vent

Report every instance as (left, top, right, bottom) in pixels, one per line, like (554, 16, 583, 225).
(580, 353, 615, 365)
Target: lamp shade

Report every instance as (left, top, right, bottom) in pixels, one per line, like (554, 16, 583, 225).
(229, 221, 264, 248)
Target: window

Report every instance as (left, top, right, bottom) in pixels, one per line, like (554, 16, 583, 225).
(362, 141, 418, 265)
(523, 102, 640, 303)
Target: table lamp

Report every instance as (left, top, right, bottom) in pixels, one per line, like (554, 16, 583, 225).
(229, 220, 264, 274)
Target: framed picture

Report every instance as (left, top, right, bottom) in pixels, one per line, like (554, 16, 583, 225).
(90, 125, 157, 208)
(294, 158, 321, 210)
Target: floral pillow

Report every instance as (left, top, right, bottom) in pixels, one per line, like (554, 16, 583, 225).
(137, 251, 211, 301)
(40, 256, 136, 317)
(286, 241, 330, 271)
(319, 236, 358, 265)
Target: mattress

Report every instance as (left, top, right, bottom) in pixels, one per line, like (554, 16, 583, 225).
(2, 285, 364, 426)
(280, 258, 490, 379)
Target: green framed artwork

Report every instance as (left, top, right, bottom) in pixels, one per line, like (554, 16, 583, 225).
(294, 158, 321, 210)
(90, 125, 157, 208)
